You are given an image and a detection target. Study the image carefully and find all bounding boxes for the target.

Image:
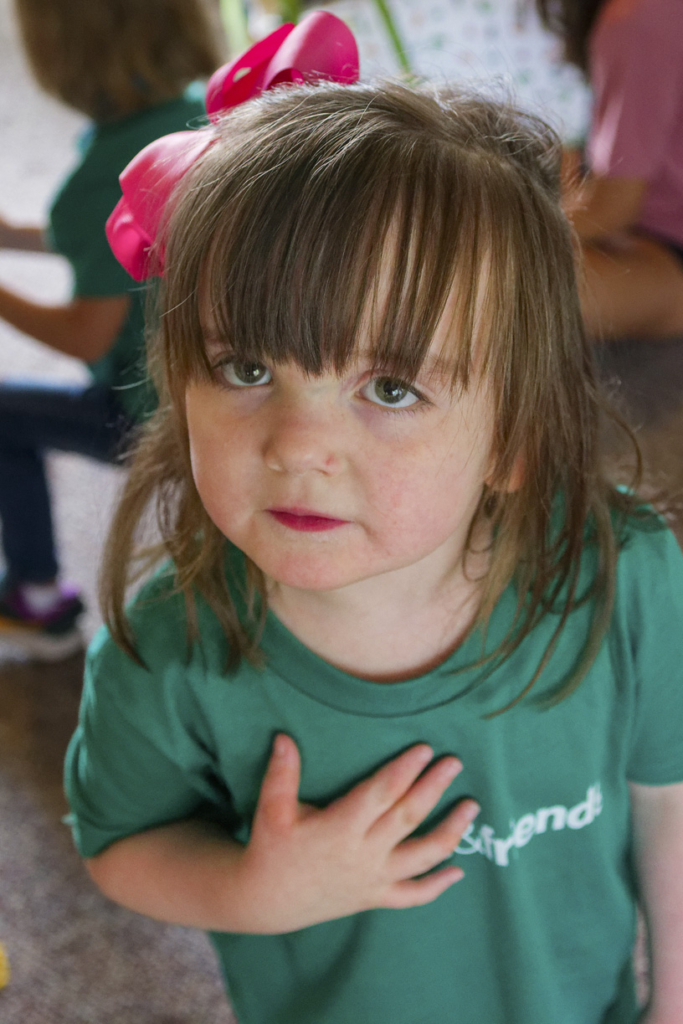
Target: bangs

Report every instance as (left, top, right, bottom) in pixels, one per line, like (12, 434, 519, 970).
(159, 83, 519, 394)
(201, 147, 486, 386)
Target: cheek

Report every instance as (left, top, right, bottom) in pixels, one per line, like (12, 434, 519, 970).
(186, 397, 247, 525)
(187, 407, 217, 492)
(365, 445, 484, 547)
(188, 432, 226, 524)
(189, 440, 252, 545)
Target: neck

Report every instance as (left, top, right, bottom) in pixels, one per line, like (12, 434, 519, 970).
(267, 531, 491, 682)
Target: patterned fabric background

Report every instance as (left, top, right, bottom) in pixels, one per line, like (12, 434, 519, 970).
(251, 0, 592, 143)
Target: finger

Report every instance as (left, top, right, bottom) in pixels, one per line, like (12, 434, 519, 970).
(392, 799, 480, 880)
(253, 734, 301, 832)
(382, 865, 465, 910)
(372, 756, 463, 845)
(332, 744, 435, 831)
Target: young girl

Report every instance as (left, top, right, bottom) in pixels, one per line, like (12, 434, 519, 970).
(65, 22, 683, 1024)
(536, 0, 683, 341)
(0, 0, 222, 658)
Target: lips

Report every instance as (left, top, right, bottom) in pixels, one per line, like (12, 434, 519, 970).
(268, 508, 349, 532)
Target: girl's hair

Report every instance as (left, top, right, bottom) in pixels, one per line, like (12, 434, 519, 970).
(534, 0, 608, 74)
(102, 80, 650, 710)
(13, 0, 224, 120)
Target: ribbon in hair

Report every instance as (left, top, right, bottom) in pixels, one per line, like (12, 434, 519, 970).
(105, 11, 360, 282)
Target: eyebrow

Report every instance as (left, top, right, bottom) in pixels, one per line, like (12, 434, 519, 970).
(203, 333, 230, 355)
(419, 354, 456, 379)
(371, 352, 456, 384)
(201, 336, 457, 382)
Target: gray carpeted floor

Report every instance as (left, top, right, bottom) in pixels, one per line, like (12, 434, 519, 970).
(0, 657, 234, 1024)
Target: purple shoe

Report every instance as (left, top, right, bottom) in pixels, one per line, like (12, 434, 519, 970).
(0, 580, 85, 661)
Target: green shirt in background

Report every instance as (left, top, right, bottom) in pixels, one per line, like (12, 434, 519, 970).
(48, 84, 206, 421)
(65, 521, 683, 1024)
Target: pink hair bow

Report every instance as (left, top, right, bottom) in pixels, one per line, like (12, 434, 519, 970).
(106, 11, 359, 282)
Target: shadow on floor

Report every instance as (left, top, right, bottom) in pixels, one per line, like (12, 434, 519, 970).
(598, 334, 683, 428)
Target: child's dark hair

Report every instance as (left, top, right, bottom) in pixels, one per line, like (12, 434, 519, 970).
(13, 0, 224, 120)
(101, 80, 650, 710)
(534, 0, 607, 75)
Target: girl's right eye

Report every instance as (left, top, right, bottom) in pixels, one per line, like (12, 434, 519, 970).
(216, 360, 272, 388)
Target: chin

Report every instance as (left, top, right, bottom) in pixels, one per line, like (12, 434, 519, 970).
(248, 549, 368, 592)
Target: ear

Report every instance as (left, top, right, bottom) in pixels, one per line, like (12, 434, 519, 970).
(485, 453, 524, 494)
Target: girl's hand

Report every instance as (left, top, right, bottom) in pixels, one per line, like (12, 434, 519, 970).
(235, 734, 479, 934)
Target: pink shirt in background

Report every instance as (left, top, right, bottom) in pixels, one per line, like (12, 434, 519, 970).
(587, 0, 683, 246)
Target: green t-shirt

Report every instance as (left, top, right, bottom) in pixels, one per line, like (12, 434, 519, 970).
(48, 84, 206, 420)
(65, 522, 683, 1024)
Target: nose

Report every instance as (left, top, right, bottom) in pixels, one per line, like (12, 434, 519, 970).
(263, 397, 344, 476)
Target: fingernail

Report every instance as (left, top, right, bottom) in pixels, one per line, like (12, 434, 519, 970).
(439, 758, 462, 781)
(464, 802, 481, 822)
(414, 744, 434, 765)
(274, 734, 289, 758)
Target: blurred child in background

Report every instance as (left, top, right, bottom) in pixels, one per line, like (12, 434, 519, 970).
(537, 0, 683, 341)
(0, 0, 223, 658)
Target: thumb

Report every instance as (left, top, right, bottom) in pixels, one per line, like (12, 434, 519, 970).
(254, 734, 301, 831)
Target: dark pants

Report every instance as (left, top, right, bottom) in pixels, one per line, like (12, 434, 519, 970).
(0, 381, 135, 583)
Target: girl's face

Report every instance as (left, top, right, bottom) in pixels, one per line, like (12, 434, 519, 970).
(185, 331, 496, 597)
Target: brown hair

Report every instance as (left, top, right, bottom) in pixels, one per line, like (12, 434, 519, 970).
(13, 0, 224, 120)
(101, 80, 652, 710)
(534, 0, 607, 74)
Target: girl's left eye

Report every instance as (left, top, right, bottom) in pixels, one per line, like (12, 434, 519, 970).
(216, 360, 272, 388)
(362, 377, 420, 409)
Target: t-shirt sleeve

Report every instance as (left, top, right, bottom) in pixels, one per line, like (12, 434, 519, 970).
(624, 526, 683, 784)
(587, 12, 683, 181)
(65, 592, 231, 858)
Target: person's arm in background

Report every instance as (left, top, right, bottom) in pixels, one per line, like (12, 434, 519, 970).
(0, 283, 129, 362)
(630, 780, 683, 1024)
(562, 168, 647, 244)
(0, 212, 129, 362)
(0, 213, 47, 252)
